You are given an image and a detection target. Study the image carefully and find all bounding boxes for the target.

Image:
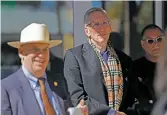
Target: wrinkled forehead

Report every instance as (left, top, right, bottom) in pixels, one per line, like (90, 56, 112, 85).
(144, 28, 164, 39)
(88, 11, 108, 22)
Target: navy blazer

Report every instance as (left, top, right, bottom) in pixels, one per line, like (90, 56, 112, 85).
(1, 68, 69, 115)
(64, 43, 135, 115)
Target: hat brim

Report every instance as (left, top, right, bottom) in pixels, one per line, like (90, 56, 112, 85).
(7, 40, 62, 48)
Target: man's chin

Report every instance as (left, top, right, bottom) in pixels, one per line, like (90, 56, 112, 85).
(152, 53, 161, 57)
(99, 34, 109, 38)
(97, 36, 109, 42)
(34, 66, 45, 72)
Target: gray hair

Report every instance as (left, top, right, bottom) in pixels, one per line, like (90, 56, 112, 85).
(84, 7, 110, 25)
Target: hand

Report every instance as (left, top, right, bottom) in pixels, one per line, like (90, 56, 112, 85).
(77, 99, 85, 107)
(77, 99, 88, 115)
(115, 111, 126, 115)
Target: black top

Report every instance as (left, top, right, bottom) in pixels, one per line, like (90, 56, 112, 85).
(133, 56, 156, 101)
(132, 56, 157, 115)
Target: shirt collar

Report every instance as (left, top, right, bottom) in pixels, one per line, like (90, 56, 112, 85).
(22, 65, 47, 89)
(99, 46, 110, 54)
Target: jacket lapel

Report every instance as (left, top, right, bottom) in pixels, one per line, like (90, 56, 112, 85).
(115, 50, 130, 105)
(47, 76, 57, 94)
(83, 43, 130, 103)
(17, 68, 42, 115)
(47, 77, 67, 115)
(82, 43, 107, 87)
(121, 68, 128, 103)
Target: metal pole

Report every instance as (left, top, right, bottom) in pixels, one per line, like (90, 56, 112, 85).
(123, 1, 130, 55)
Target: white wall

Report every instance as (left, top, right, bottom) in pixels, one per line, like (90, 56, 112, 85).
(155, 1, 163, 29)
(73, 1, 92, 47)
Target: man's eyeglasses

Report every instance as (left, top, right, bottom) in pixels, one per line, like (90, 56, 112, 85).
(87, 20, 110, 29)
(143, 36, 165, 44)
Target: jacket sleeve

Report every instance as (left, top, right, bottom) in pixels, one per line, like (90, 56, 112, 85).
(1, 85, 12, 115)
(64, 50, 111, 115)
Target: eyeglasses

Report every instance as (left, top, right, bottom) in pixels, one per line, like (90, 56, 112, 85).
(87, 20, 110, 29)
(143, 36, 165, 44)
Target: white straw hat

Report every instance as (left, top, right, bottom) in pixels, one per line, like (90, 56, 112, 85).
(7, 23, 62, 48)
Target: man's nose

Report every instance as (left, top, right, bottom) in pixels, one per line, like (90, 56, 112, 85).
(99, 25, 106, 31)
(38, 53, 45, 57)
(153, 42, 160, 48)
(35, 51, 46, 57)
(99, 27, 105, 32)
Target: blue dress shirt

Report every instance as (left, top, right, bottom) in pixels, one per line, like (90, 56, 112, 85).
(100, 49, 110, 64)
(22, 65, 62, 115)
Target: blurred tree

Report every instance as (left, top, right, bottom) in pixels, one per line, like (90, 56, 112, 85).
(107, 1, 123, 20)
(1, 1, 41, 10)
(55, 1, 66, 34)
(16, 1, 41, 9)
(1, 1, 16, 7)
(129, 1, 146, 60)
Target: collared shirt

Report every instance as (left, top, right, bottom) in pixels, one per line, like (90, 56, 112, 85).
(22, 65, 62, 115)
(100, 48, 110, 64)
(108, 109, 116, 115)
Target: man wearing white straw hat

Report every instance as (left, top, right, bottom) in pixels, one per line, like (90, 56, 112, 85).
(1, 23, 87, 115)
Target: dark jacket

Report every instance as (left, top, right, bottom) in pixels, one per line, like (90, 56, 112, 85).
(132, 57, 156, 115)
(64, 43, 135, 115)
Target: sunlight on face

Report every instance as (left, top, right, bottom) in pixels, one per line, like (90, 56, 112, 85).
(141, 29, 165, 57)
(19, 43, 49, 76)
(85, 11, 112, 44)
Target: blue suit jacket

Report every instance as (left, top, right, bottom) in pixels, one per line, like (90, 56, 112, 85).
(1, 68, 68, 115)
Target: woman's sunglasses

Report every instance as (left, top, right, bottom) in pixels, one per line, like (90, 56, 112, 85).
(143, 36, 165, 44)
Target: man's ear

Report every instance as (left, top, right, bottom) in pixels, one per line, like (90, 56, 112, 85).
(18, 47, 26, 56)
(18, 48, 23, 58)
(18, 53, 23, 59)
(18, 48, 23, 54)
(141, 40, 145, 49)
(84, 26, 90, 37)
